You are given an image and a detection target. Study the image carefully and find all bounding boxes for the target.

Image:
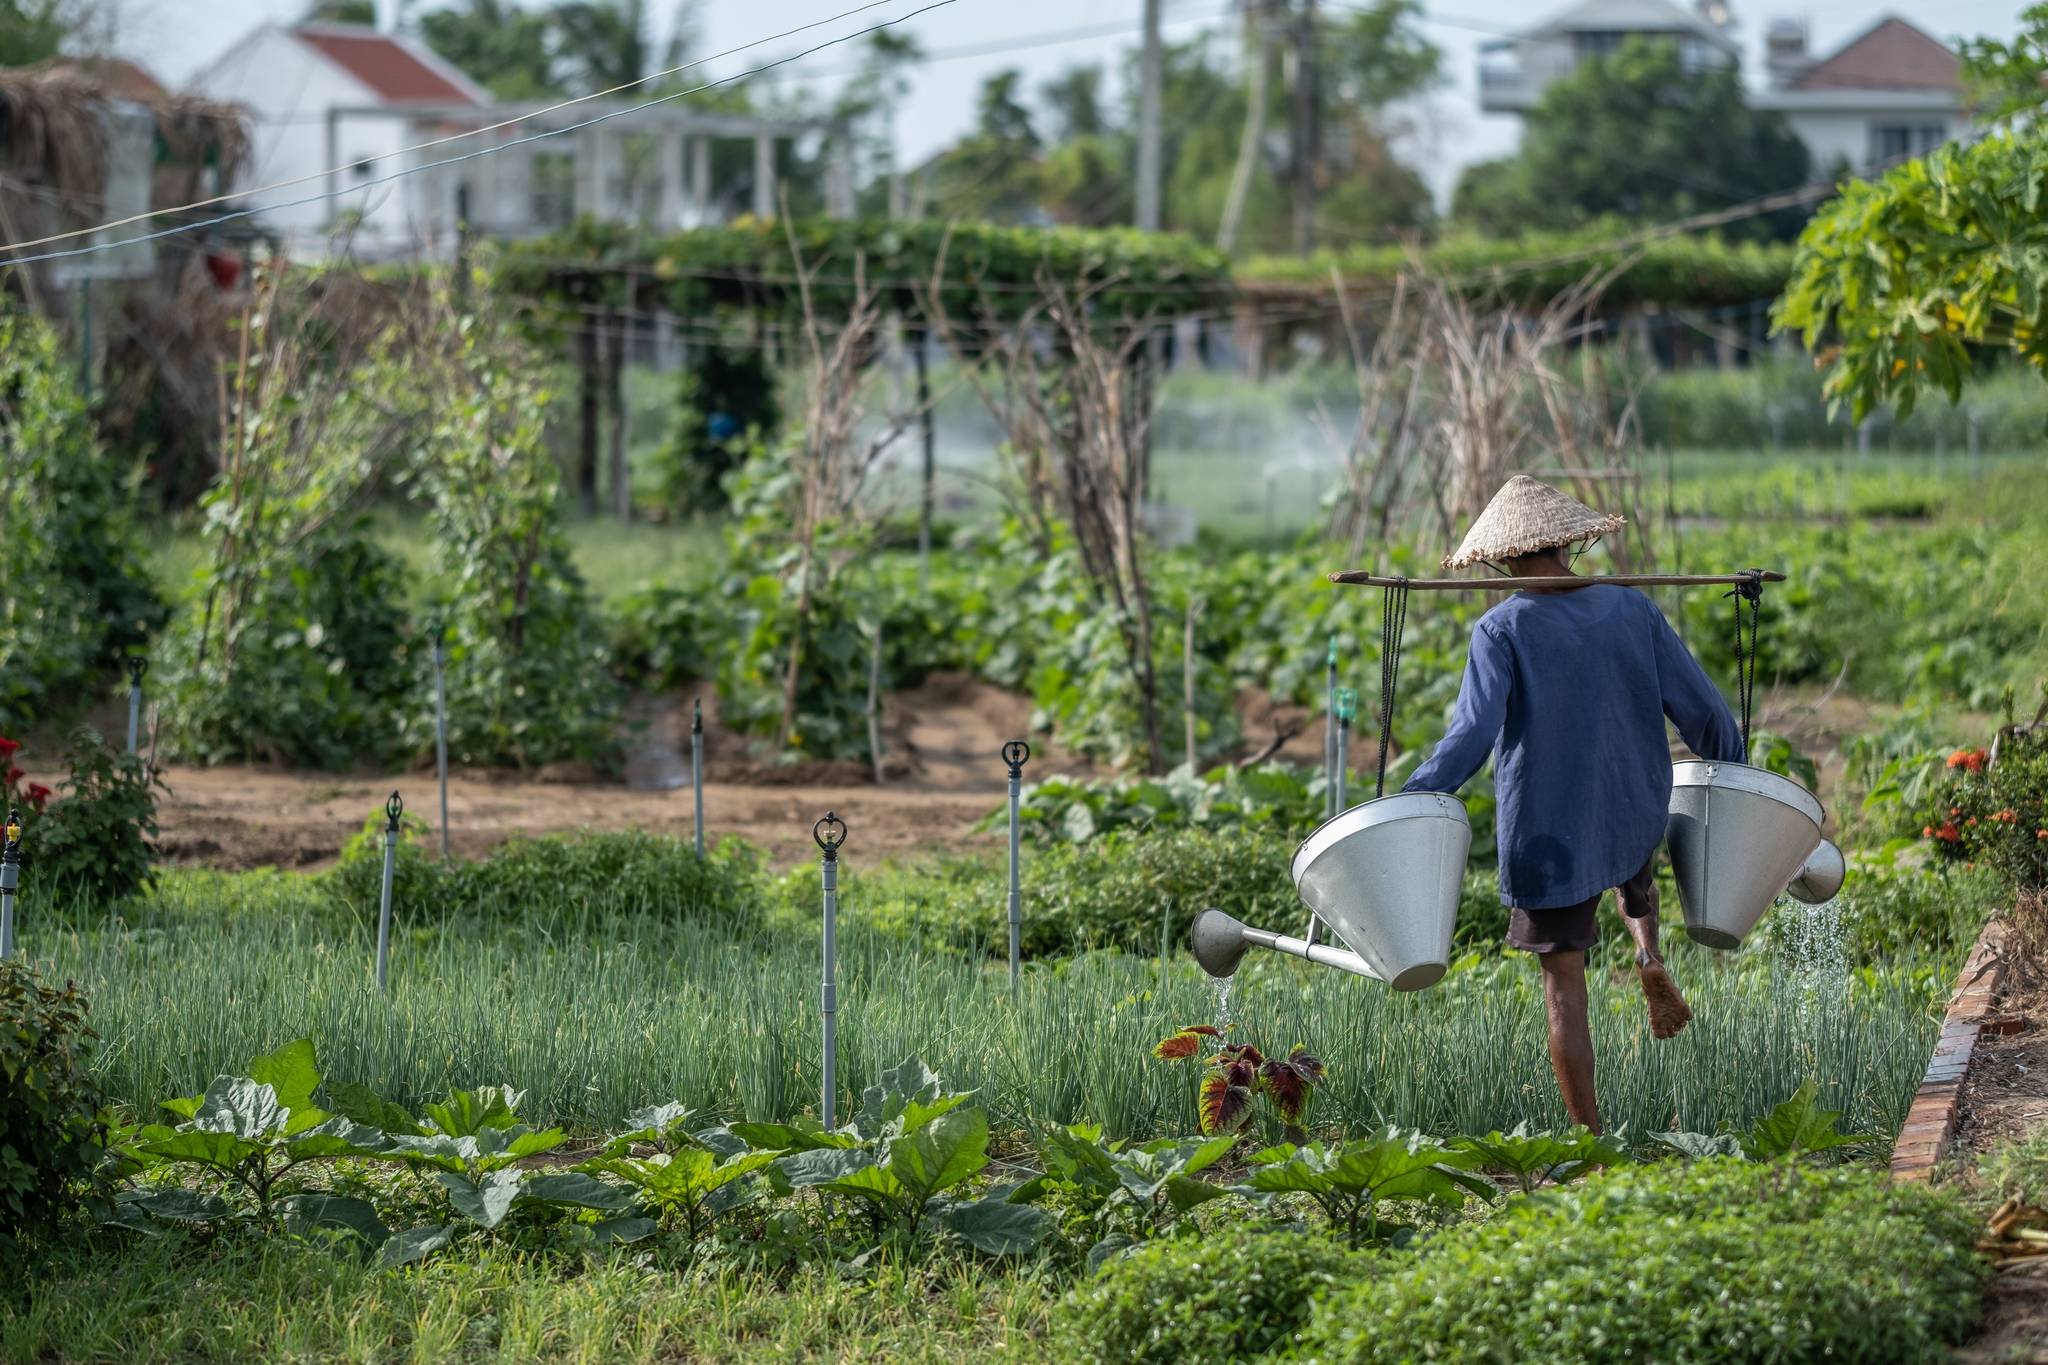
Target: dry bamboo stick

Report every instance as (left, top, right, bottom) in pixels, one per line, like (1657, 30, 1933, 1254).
(1327, 571, 1789, 591)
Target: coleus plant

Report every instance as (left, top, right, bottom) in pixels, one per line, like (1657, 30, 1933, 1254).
(1153, 1025, 1326, 1142)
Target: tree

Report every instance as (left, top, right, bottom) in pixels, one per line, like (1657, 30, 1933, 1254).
(922, 69, 1045, 222)
(0, 0, 88, 64)
(1774, 10, 2048, 417)
(1451, 37, 1810, 241)
(300, 0, 375, 21)
(419, 0, 560, 100)
(553, 0, 694, 94)
(1041, 65, 1107, 142)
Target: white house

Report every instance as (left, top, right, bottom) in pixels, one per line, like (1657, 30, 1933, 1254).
(1478, 0, 1741, 114)
(1477, 3, 1972, 176)
(1753, 16, 1968, 174)
(187, 22, 855, 262)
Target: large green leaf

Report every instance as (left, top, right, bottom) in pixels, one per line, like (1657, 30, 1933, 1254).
(887, 1106, 989, 1202)
(822, 1162, 910, 1208)
(775, 1146, 878, 1189)
(188, 1078, 286, 1140)
(423, 1086, 523, 1137)
(324, 1080, 424, 1136)
(248, 1040, 321, 1119)
(136, 1128, 261, 1172)
(1451, 1124, 1624, 1189)
(939, 1195, 1055, 1255)
(1744, 1078, 1861, 1160)
(1652, 1130, 1743, 1161)
(1163, 1174, 1233, 1213)
(114, 1187, 232, 1225)
(277, 1193, 388, 1247)
(521, 1171, 637, 1213)
(729, 1121, 858, 1153)
(285, 1117, 396, 1162)
(590, 1215, 658, 1245)
(600, 1101, 696, 1154)
(378, 1223, 456, 1268)
(435, 1168, 526, 1229)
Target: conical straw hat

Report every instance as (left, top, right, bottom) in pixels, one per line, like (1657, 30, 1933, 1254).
(1442, 475, 1625, 570)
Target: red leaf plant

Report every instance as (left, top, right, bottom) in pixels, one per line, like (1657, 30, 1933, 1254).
(1155, 1027, 1326, 1142)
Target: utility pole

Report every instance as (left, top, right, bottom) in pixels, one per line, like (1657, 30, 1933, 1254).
(1137, 0, 1165, 232)
(1289, 0, 1320, 254)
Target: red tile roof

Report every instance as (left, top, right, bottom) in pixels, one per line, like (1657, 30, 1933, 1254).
(1791, 16, 1959, 92)
(293, 25, 482, 105)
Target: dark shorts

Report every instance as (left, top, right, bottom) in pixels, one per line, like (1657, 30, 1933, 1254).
(1506, 854, 1661, 955)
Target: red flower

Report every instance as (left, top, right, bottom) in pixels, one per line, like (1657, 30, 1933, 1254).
(1936, 823, 1962, 843)
(1923, 825, 1936, 838)
(0, 737, 18, 759)
(4, 766, 21, 788)
(2038, 830, 2047, 841)
(23, 783, 50, 813)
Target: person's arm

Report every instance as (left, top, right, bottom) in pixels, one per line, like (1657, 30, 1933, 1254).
(1652, 606, 1745, 763)
(1402, 620, 1510, 794)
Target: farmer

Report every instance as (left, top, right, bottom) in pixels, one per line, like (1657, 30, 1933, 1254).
(1402, 475, 1743, 1133)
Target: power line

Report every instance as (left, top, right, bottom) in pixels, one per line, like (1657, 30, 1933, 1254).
(0, 0, 962, 269)
(0, 0, 921, 260)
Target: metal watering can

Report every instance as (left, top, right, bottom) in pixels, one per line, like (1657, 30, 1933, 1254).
(1666, 761, 1844, 949)
(1192, 792, 1471, 992)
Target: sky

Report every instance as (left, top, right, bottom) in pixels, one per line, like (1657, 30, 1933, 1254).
(119, 0, 2027, 205)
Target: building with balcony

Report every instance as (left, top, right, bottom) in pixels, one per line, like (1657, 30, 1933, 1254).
(1477, 0, 1740, 114)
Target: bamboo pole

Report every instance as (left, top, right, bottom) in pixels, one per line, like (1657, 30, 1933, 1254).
(1327, 571, 1787, 591)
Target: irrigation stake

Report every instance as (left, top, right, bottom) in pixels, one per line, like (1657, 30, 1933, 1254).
(1003, 740, 1031, 998)
(375, 791, 401, 992)
(430, 626, 450, 860)
(1334, 687, 1355, 813)
(1183, 600, 1203, 767)
(125, 656, 148, 754)
(814, 811, 847, 1127)
(0, 808, 19, 959)
(1324, 637, 1338, 819)
(691, 699, 705, 857)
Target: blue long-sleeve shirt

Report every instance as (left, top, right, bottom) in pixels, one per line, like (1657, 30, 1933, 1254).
(1402, 584, 1744, 910)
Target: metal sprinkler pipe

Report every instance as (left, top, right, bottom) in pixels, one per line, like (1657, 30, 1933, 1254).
(432, 624, 450, 860)
(692, 699, 705, 858)
(376, 791, 401, 992)
(1333, 687, 1356, 814)
(1003, 740, 1031, 998)
(0, 808, 20, 960)
(125, 656, 148, 755)
(814, 811, 848, 1127)
(1309, 639, 1339, 948)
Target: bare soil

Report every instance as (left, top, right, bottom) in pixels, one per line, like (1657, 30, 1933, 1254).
(83, 673, 1102, 871)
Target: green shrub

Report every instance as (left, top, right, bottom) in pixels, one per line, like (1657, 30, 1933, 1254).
(326, 823, 762, 931)
(9, 729, 160, 904)
(0, 960, 105, 1247)
(1298, 1158, 1986, 1364)
(1050, 1223, 1371, 1365)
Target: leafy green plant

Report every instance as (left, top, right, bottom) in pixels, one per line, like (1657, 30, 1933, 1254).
(1048, 1221, 1371, 1365)
(1017, 1123, 1239, 1264)
(1451, 1124, 1626, 1194)
(743, 1058, 1053, 1257)
(10, 728, 161, 904)
(0, 959, 105, 1246)
(1153, 1028, 1326, 1140)
(579, 1145, 775, 1242)
(1915, 722, 2048, 892)
(1297, 1158, 1986, 1363)
(1238, 1131, 1495, 1248)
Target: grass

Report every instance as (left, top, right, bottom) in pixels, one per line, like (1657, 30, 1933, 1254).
(2, 1234, 1053, 1363)
(20, 869, 1947, 1144)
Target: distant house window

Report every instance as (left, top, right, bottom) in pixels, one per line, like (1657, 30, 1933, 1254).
(1573, 30, 1629, 58)
(1869, 124, 1947, 167)
(531, 151, 575, 231)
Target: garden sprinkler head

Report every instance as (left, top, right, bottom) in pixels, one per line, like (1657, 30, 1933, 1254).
(1002, 740, 1031, 781)
(126, 656, 148, 685)
(1190, 908, 1250, 979)
(1786, 838, 1845, 905)
(692, 698, 703, 736)
(3, 808, 19, 854)
(814, 811, 847, 863)
(385, 790, 404, 833)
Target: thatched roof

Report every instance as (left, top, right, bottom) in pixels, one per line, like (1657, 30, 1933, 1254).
(0, 66, 248, 209)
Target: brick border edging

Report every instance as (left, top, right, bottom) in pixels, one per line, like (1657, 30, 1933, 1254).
(1891, 919, 2009, 1181)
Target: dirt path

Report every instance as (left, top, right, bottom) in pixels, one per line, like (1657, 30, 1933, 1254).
(134, 673, 1093, 870)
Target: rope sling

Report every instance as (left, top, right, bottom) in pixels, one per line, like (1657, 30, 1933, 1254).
(1727, 570, 1765, 763)
(1375, 578, 1411, 798)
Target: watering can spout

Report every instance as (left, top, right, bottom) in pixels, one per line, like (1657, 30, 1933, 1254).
(1190, 908, 1250, 978)
(1786, 838, 1845, 905)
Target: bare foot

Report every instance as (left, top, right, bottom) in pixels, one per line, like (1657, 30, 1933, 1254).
(1636, 950, 1693, 1040)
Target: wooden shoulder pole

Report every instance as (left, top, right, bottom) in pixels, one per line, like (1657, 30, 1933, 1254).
(1326, 571, 1788, 592)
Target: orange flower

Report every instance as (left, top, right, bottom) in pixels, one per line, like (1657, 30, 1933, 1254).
(1946, 748, 1989, 773)
(1924, 825, 1936, 838)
